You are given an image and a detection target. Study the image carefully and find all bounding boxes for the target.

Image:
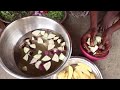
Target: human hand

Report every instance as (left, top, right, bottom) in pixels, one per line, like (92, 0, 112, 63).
(98, 29, 112, 55)
(81, 27, 97, 52)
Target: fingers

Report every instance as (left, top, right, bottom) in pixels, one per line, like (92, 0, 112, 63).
(90, 31, 97, 46)
(83, 43, 91, 52)
(81, 33, 91, 52)
(102, 41, 111, 54)
(81, 33, 90, 45)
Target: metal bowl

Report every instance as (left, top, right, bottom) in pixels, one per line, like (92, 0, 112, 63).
(51, 56, 103, 79)
(0, 16, 72, 79)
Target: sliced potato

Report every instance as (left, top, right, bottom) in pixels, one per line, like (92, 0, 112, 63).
(47, 33, 56, 39)
(87, 38, 90, 45)
(43, 33, 48, 40)
(43, 61, 51, 71)
(23, 47, 30, 54)
(77, 63, 92, 72)
(48, 39, 54, 45)
(96, 36, 102, 43)
(64, 72, 69, 79)
(42, 55, 51, 61)
(73, 70, 80, 79)
(25, 39, 31, 45)
(32, 30, 41, 36)
(67, 66, 73, 79)
(48, 44, 55, 50)
(82, 73, 90, 79)
(30, 58, 38, 64)
(57, 70, 66, 79)
(22, 66, 27, 71)
(52, 53, 59, 62)
(75, 65, 90, 76)
(61, 42, 66, 46)
(37, 37, 44, 44)
(53, 36, 59, 40)
(59, 53, 65, 60)
(90, 73, 96, 79)
(32, 37, 35, 40)
(57, 39, 62, 44)
(38, 50, 42, 54)
(23, 54, 29, 61)
(35, 61, 42, 69)
(41, 31, 45, 36)
(30, 44, 36, 49)
(33, 54, 42, 59)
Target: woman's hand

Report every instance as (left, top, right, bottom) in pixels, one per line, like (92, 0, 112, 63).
(82, 27, 98, 52)
(98, 29, 112, 55)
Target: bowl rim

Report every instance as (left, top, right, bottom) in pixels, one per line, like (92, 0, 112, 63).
(0, 16, 72, 79)
(80, 40, 109, 60)
(51, 56, 103, 79)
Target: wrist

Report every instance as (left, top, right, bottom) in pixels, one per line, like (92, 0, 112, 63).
(89, 27, 97, 31)
(104, 28, 113, 36)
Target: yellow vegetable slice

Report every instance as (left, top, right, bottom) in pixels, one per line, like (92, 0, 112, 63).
(75, 65, 90, 76)
(57, 70, 66, 79)
(90, 73, 96, 79)
(67, 66, 74, 79)
(77, 63, 92, 72)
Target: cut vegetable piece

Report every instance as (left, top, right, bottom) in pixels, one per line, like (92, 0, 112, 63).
(43, 61, 51, 71)
(57, 70, 66, 79)
(88, 45, 98, 53)
(33, 54, 42, 59)
(30, 58, 39, 64)
(40, 31, 45, 35)
(52, 53, 59, 62)
(23, 47, 30, 53)
(48, 44, 55, 50)
(23, 54, 29, 61)
(73, 70, 80, 79)
(37, 37, 44, 44)
(67, 66, 74, 79)
(35, 61, 42, 69)
(48, 39, 54, 45)
(75, 69, 83, 79)
(32, 30, 41, 36)
(42, 33, 48, 40)
(25, 39, 31, 45)
(96, 36, 102, 43)
(57, 39, 62, 44)
(47, 33, 56, 39)
(32, 37, 35, 40)
(22, 66, 27, 71)
(53, 36, 59, 40)
(75, 65, 90, 76)
(82, 73, 90, 79)
(38, 50, 42, 54)
(53, 48, 58, 53)
(90, 73, 96, 79)
(61, 42, 66, 46)
(42, 55, 51, 61)
(59, 53, 65, 60)
(58, 46, 64, 51)
(64, 72, 69, 79)
(77, 63, 92, 72)
(93, 52, 97, 55)
(87, 38, 90, 45)
(30, 44, 36, 49)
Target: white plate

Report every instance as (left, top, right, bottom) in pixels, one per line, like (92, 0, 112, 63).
(51, 56, 103, 79)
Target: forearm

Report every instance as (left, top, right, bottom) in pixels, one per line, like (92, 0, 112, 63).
(107, 19, 120, 34)
(90, 11, 98, 29)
